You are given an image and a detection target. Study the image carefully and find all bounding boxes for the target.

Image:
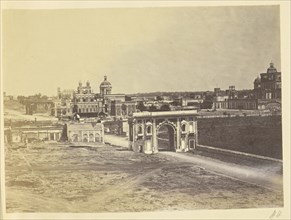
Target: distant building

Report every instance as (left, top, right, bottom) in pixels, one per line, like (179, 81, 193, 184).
(213, 63, 282, 112)
(61, 76, 138, 118)
(110, 100, 137, 118)
(227, 85, 238, 99)
(254, 62, 281, 100)
(253, 62, 281, 111)
(57, 88, 75, 100)
(25, 99, 54, 115)
(99, 76, 137, 117)
(100, 75, 112, 96)
(5, 125, 63, 143)
(3, 92, 14, 101)
(228, 99, 257, 110)
(66, 122, 104, 143)
(213, 86, 257, 110)
(73, 81, 103, 116)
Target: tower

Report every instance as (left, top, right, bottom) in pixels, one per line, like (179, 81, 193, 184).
(99, 75, 112, 96)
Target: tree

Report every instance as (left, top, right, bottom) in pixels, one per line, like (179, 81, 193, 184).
(41, 95, 48, 100)
(156, 96, 164, 101)
(136, 101, 147, 112)
(149, 104, 157, 112)
(17, 96, 26, 104)
(121, 104, 127, 116)
(160, 104, 171, 111)
(125, 96, 132, 101)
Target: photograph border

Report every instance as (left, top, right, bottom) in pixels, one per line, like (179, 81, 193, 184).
(1, 1, 290, 219)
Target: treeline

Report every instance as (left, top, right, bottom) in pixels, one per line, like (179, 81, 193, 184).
(16, 94, 50, 104)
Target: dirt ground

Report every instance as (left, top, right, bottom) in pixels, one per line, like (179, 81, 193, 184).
(5, 141, 283, 213)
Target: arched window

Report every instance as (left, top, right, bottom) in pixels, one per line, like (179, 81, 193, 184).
(138, 126, 143, 135)
(147, 126, 152, 135)
(181, 124, 186, 132)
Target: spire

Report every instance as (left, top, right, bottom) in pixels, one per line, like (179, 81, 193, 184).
(104, 75, 107, 81)
(270, 61, 274, 68)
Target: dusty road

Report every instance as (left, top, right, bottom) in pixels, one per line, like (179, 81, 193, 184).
(161, 152, 282, 191)
(5, 140, 283, 213)
(105, 134, 283, 191)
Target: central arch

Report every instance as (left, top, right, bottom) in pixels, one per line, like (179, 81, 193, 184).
(157, 123, 176, 151)
(128, 110, 199, 154)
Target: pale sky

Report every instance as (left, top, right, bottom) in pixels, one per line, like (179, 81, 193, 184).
(2, 5, 281, 96)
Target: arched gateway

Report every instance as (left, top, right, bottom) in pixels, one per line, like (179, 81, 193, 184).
(128, 110, 199, 154)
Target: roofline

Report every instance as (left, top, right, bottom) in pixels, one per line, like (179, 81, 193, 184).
(132, 110, 199, 118)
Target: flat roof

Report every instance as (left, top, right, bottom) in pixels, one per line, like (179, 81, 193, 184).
(132, 110, 199, 118)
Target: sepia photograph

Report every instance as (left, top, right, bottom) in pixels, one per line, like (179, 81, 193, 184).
(0, 1, 290, 219)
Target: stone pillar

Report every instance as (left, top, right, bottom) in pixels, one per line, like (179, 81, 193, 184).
(176, 118, 181, 151)
(133, 122, 136, 146)
(53, 133, 56, 141)
(152, 118, 158, 153)
(195, 120, 198, 146)
(129, 122, 135, 150)
(102, 124, 105, 143)
(87, 131, 89, 142)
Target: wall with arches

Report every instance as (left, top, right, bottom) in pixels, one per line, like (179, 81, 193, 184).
(128, 111, 198, 154)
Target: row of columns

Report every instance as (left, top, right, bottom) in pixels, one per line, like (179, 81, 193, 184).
(78, 129, 104, 143)
(176, 118, 181, 151)
(131, 117, 186, 153)
(129, 116, 198, 154)
(22, 131, 61, 141)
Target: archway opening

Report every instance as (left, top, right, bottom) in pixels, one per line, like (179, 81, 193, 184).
(157, 124, 176, 151)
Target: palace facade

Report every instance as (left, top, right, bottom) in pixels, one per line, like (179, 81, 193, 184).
(213, 63, 281, 111)
(55, 76, 137, 118)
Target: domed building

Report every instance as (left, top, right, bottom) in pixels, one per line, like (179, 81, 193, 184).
(253, 62, 281, 111)
(98, 75, 137, 118)
(72, 80, 103, 116)
(65, 75, 137, 118)
(100, 75, 112, 97)
(253, 62, 281, 100)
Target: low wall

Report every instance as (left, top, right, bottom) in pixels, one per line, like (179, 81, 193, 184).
(197, 116, 282, 159)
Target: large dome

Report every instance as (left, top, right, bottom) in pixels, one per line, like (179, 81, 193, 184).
(100, 75, 112, 88)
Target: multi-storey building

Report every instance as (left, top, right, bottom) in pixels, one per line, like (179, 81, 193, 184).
(253, 63, 281, 111)
(213, 86, 257, 110)
(254, 62, 281, 100)
(110, 100, 137, 118)
(55, 76, 137, 118)
(213, 63, 281, 111)
(73, 81, 103, 116)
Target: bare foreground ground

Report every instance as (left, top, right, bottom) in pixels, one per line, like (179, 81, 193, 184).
(5, 141, 283, 213)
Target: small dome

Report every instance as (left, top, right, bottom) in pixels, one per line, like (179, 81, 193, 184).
(100, 75, 112, 88)
(267, 62, 277, 73)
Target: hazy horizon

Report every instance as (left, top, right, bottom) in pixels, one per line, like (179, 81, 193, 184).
(3, 6, 281, 96)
